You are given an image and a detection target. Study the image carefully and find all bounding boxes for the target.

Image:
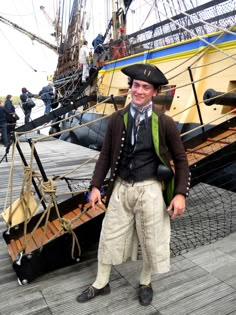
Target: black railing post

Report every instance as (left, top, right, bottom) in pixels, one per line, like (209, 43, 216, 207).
(111, 94, 118, 111)
(188, 66, 205, 133)
(28, 139, 48, 183)
(16, 140, 47, 210)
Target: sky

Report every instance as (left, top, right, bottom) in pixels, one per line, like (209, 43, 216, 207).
(0, 0, 208, 97)
(0, 0, 60, 96)
(0, 0, 115, 96)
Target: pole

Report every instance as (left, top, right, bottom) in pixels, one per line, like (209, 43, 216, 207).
(188, 67, 205, 133)
(16, 141, 47, 210)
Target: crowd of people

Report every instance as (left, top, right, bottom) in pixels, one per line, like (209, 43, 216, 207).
(1, 28, 131, 147)
(0, 82, 55, 148)
(2, 31, 129, 147)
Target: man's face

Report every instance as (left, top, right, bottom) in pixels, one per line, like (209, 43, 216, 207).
(131, 80, 157, 107)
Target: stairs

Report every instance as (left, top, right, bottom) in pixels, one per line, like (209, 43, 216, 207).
(3, 193, 106, 284)
(186, 125, 236, 189)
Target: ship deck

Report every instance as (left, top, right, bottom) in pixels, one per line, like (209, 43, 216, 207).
(0, 138, 236, 315)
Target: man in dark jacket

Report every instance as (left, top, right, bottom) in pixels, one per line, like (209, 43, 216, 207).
(20, 87, 36, 124)
(0, 100, 8, 147)
(92, 33, 105, 67)
(76, 64, 190, 306)
(39, 82, 54, 114)
(4, 95, 17, 134)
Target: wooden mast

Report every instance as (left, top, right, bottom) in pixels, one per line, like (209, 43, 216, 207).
(112, 0, 126, 40)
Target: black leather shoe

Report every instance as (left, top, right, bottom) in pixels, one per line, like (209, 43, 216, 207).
(76, 283, 111, 303)
(138, 283, 153, 306)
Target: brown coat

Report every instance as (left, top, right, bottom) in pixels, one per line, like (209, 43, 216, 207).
(91, 104, 190, 204)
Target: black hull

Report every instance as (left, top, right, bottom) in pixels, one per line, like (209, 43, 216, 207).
(59, 112, 109, 150)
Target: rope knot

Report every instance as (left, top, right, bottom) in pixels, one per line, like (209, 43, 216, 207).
(41, 178, 57, 194)
(24, 166, 32, 177)
(59, 218, 73, 233)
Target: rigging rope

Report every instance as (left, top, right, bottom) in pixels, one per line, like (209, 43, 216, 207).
(154, 0, 236, 63)
(161, 0, 236, 36)
(0, 26, 37, 72)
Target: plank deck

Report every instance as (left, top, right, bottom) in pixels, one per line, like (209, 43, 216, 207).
(0, 137, 236, 315)
(186, 128, 236, 166)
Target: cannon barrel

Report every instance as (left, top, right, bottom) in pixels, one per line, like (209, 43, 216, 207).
(203, 88, 236, 107)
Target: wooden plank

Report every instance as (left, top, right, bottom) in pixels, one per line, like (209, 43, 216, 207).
(51, 218, 62, 232)
(47, 221, 60, 235)
(156, 282, 234, 315)
(42, 224, 55, 240)
(8, 241, 19, 261)
(19, 234, 38, 254)
(186, 149, 209, 156)
(207, 137, 231, 144)
(87, 204, 105, 218)
(79, 212, 92, 222)
(71, 208, 86, 227)
(31, 227, 46, 248)
(15, 239, 23, 252)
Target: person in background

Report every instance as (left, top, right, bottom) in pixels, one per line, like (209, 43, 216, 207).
(76, 64, 190, 306)
(39, 82, 54, 114)
(79, 40, 90, 83)
(89, 49, 94, 68)
(0, 100, 8, 147)
(92, 33, 105, 68)
(4, 94, 17, 136)
(112, 27, 129, 60)
(20, 87, 36, 124)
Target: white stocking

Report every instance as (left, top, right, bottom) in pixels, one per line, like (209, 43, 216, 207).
(92, 261, 112, 289)
(139, 261, 152, 285)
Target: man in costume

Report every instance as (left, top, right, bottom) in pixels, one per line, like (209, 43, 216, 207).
(79, 40, 90, 83)
(76, 63, 190, 306)
(39, 82, 54, 114)
(20, 87, 36, 124)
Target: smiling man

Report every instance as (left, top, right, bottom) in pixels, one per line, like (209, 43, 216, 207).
(76, 63, 190, 306)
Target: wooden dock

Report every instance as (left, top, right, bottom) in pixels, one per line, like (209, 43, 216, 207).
(0, 137, 236, 315)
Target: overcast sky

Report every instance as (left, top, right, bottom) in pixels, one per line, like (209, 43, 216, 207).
(0, 0, 61, 96)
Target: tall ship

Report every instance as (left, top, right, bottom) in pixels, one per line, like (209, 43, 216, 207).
(0, 0, 235, 285)
(51, 0, 236, 150)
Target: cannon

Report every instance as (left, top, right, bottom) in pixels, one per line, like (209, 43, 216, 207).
(203, 88, 236, 107)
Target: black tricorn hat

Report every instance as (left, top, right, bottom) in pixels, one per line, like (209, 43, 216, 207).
(121, 64, 168, 86)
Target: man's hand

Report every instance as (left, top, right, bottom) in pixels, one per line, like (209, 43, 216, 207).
(90, 187, 102, 210)
(167, 194, 186, 219)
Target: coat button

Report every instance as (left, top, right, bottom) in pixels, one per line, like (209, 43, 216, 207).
(111, 179, 114, 182)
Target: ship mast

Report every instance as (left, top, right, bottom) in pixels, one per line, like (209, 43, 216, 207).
(112, 0, 126, 40)
(0, 15, 58, 53)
